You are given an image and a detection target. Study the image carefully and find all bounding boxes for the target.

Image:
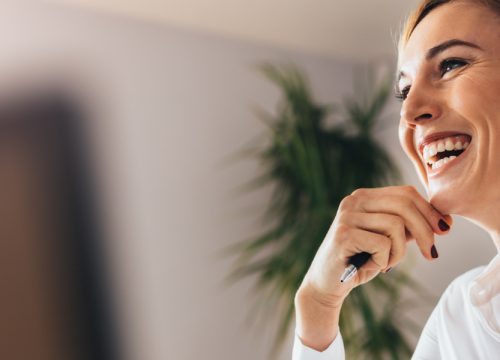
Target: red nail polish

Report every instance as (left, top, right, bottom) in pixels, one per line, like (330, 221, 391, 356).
(438, 219, 450, 231)
(431, 245, 439, 259)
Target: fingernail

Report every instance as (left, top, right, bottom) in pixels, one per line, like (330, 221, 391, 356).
(438, 219, 450, 232)
(431, 244, 439, 259)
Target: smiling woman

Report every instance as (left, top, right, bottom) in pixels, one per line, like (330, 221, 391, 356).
(397, 1, 500, 224)
(292, 1, 500, 359)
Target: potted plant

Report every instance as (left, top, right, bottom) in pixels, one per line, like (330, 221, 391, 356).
(224, 63, 433, 359)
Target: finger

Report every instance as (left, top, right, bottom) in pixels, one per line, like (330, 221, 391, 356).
(405, 227, 414, 241)
(356, 194, 437, 260)
(398, 186, 452, 234)
(355, 186, 452, 235)
(335, 225, 392, 272)
(341, 212, 407, 269)
(432, 206, 454, 231)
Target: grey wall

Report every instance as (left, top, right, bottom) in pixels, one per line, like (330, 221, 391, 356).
(0, 2, 356, 359)
(0, 1, 494, 359)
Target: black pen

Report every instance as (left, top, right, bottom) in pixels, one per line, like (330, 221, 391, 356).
(340, 252, 371, 283)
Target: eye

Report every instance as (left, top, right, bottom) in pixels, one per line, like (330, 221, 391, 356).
(439, 58, 468, 77)
(395, 85, 411, 102)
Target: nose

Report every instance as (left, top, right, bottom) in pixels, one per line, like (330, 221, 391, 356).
(400, 83, 442, 127)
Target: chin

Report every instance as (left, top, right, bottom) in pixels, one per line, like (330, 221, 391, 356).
(427, 183, 467, 216)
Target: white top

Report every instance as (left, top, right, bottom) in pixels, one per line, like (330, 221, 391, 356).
(293, 253, 500, 360)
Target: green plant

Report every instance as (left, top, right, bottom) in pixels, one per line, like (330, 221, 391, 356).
(224, 63, 434, 359)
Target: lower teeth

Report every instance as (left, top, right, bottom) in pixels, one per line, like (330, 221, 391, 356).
(431, 155, 457, 170)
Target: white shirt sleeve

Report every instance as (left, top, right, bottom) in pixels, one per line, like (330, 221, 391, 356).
(292, 328, 345, 360)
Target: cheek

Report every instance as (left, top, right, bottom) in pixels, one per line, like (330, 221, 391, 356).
(398, 122, 419, 164)
(450, 71, 500, 129)
(449, 72, 500, 181)
(399, 122, 428, 185)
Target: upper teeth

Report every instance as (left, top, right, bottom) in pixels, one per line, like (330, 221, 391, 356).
(423, 135, 470, 165)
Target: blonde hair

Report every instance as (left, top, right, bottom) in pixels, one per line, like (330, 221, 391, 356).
(398, 0, 500, 53)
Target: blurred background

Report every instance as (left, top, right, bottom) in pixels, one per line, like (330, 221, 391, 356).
(0, 0, 495, 359)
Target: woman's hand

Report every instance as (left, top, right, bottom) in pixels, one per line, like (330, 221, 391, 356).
(294, 185, 452, 351)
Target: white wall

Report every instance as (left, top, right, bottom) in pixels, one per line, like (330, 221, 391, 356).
(0, 2, 355, 359)
(0, 1, 495, 359)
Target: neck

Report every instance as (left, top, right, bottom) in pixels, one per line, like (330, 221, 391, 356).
(461, 201, 500, 253)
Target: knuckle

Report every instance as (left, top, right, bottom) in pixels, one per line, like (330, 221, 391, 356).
(382, 235, 392, 249)
(402, 185, 417, 195)
(403, 196, 414, 209)
(339, 195, 357, 210)
(351, 188, 367, 196)
(374, 254, 389, 269)
(335, 211, 351, 225)
(388, 214, 404, 229)
(392, 241, 407, 258)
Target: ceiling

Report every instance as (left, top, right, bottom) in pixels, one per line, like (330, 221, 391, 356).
(47, 0, 421, 61)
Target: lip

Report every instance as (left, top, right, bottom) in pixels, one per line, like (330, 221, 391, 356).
(418, 131, 472, 157)
(426, 137, 472, 177)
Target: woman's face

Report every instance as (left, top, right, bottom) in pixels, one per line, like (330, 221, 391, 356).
(397, 2, 500, 217)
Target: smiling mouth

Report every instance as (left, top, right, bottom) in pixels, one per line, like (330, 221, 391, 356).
(422, 134, 471, 171)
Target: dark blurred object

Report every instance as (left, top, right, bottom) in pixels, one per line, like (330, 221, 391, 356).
(0, 92, 118, 360)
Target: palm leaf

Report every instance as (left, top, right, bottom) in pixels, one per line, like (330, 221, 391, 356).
(225, 62, 430, 359)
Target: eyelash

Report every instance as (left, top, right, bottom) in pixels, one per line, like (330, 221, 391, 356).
(394, 58, 469, 102)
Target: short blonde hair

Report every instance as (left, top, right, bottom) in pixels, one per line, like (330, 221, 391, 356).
(398, 0, 500, 53)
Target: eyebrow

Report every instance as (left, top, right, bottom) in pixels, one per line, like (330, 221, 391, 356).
(397, 39, 483, 82)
